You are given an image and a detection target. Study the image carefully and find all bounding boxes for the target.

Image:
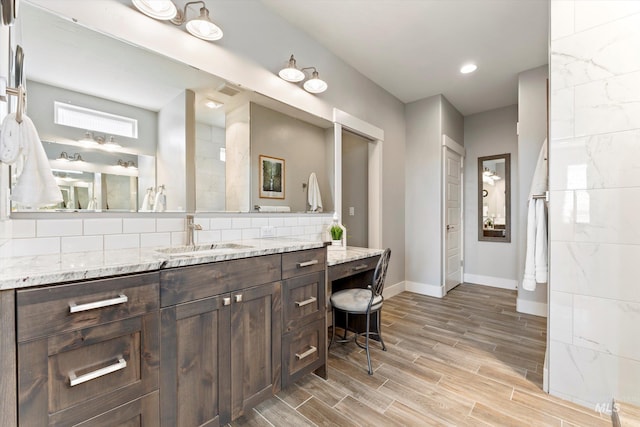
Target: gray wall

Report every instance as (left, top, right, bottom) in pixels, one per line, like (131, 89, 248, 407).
(517, 65, 549, 306)
(405, 94, 464, 291)
(463, 105, 519, 283)
(250, 103, 333, 213)
(342, 130, 369, 247)
(195, 123, 226, 211)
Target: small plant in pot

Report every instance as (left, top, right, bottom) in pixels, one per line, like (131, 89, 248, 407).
(330, 225, 343, 243)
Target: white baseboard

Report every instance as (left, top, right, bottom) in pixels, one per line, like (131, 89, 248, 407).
(405, 281, 445, 298)
(383, 281, 406, 299)
(516, 297, 547, 317)
(464, 273, 518, 290)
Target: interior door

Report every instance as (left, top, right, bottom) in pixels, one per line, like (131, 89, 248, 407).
(443, 138, 464, 293)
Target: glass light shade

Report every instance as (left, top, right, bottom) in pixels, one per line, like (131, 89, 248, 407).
(303, 71, 328, 94)
(79, 131, 97, 145)
(132, 0, 177, 20)
(185, 7, 223, 41)
(279, 55, 305, 82)
(460, 63, 478, 74)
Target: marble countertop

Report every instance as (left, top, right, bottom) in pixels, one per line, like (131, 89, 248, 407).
(0, 238, 325, 290)
(327, 246, 385, 266)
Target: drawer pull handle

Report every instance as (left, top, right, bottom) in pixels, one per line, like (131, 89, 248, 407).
(69, 294, 128, 314)
(223, 297, 231, 306)
(295, 296, 317, 307)
(234, 294, 243, 303)
(295, 346, 317, 360)
(352, 264, 369, 271)
(69, 357, 127, 387)
(298, 260, 319, 268)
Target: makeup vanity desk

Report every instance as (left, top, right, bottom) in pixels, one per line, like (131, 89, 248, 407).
(327, 247, 385, 336)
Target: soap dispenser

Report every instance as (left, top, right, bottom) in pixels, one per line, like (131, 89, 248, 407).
(327, 213, 346, 251)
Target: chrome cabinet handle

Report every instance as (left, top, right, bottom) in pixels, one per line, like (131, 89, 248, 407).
(69, 357, 127, 387)
(295, 346, 317, 360)
(69, 294, 128, 314)
(297, 260, 319, 268)
(234, 294, 243, 303)
(223, 297, 231, 306)
(295, 296, 317, 307)
(352, 264, 368, 271)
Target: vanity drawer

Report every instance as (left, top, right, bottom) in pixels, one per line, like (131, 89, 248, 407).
(282, 248, 326, 280)
(282, 318, 326, 387)
(328, 255, 379, 282)
(17, 272, 159, 342)
(282, 271, 325, 333)
(160, 254, 281, 306)
(18, 312, 159, 426)
(74, 391, 159, 427)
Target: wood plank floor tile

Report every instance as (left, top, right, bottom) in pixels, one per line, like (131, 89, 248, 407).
(230, 286, 608, 427)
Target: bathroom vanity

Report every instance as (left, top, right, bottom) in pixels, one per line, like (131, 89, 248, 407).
(0, 240, 326, 427)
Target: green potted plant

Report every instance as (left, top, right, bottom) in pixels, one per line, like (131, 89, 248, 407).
(330, 224, 343, 242)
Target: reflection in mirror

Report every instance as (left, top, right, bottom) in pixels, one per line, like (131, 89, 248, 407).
(15, 2, 334, 214)
(478, 153, 511, 242)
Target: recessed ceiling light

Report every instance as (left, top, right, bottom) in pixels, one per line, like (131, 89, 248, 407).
(205, 99, 223, 109)
(460, 63, 478, 74)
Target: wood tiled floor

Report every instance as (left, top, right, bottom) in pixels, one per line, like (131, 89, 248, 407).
(230, 284, 611, 426)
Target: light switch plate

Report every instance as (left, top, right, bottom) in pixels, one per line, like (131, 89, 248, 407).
(349, 207, 355, 216)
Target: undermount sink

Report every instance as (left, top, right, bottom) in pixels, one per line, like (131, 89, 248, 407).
(156, 243, 254, 257)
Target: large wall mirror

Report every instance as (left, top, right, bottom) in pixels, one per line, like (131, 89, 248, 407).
(11, 2, 334, 214)
(478, 153, 510, 242)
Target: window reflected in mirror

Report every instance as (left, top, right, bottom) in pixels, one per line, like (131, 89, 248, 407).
(478, 153, 511, 242)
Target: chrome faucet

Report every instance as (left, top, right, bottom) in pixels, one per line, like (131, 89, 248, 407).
(186, 214, 202, 246)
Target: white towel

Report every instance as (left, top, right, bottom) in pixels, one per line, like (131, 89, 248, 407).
(0, 113, 22, 163)
(257, 205, 290, 212)
(1, 113, 63, 207)
(153, 189, 166, 212)
(141, 190, 152, 211)
(307, 172, 323, 212)
(522, 139, 548, 291)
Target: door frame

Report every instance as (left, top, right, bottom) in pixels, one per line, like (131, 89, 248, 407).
(441, 135, 465, 294)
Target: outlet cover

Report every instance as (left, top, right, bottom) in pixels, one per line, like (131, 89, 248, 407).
(260, 226, 276, 238)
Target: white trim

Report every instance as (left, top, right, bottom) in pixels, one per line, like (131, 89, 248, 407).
(333, 123, 343, 222)
(516, 298, 548, 317)
(383, 281, 406, 299)
(464, 273, 518, 290)
(333, 109, 384, 141)
(405, 281, 445, 298)
(443, 134, 466, 156)
(368, 140, 383, 249)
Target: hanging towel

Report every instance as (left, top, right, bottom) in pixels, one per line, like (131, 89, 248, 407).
(307, 172, 323, 212)
(0, 113, 22, 163)
(0, 113, 63, 207)
(153, 188, 166, 212)
(523, 139, 548, 291)
(141, 189, 152, 211)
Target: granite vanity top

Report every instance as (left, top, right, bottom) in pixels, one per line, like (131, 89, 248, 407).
(0, 238, 325, 290)
(326, 246, 385, 266)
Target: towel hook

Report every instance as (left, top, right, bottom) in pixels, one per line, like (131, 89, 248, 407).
(1, 78, 26, 124)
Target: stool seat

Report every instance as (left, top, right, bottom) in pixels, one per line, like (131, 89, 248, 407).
(330, 288, 383, 313)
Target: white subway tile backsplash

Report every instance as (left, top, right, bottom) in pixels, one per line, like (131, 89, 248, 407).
(156, 218, 185, 233)
(140, 232, 171, 248)
(231, 217, 252, 229)
(61, 235, 103, 253)
(221, 229, 242, 242)
(276, 227, 292, 238)
(123, 218, 156, 234)
(84, 218, 123, 235)
(268, 217, 284, 227)
(210, 218, 232, 230)
(37, 219, 82, 237)
(196, 230, 221, 244)
(12, 220, 35, 238)
(284, 217, 299, 227)
(251, 217, 269, 228)
(11, 237, 60, 256)
(105, 234, 140, 250)
(193, 217, 210, 230)
(241, 228, 260, 240)
(171, 232, 187, 246)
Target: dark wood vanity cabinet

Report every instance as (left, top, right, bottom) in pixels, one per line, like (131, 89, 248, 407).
(159, 255, 283, 426)
(15, 272, 160, 427)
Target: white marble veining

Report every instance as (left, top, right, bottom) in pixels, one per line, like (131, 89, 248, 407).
(0, 238, 325, 290)
(327, 246, 385, 266)
(549, 290, 573, 344)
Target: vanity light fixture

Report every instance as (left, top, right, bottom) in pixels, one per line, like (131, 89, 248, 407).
(59, 152, 84, 162)
(79, 132, 122, 151)
(460, 63, 478, 74)
(278, 54, 328, 94)
(118, 159, 138, 169)
(132, 0, 223, 41)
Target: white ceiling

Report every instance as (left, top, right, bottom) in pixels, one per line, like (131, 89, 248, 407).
(261, 0, 549, 116)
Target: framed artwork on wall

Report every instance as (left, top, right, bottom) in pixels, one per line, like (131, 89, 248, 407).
(259, 155, 285, 199)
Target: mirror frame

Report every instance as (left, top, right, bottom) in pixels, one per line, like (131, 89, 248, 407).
(477, 153, 511, 243)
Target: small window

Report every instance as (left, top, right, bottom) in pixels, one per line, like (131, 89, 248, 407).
(54, 102, 138, 138)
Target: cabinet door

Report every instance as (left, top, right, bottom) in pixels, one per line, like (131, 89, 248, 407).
(74, 391, 159, 427)
(160, 294, 231, 427)
(230, 282, 282, 420)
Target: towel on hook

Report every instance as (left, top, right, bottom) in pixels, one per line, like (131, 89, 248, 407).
(0, 113, 63, 207)
(141, 189, 153, 211)
(522, 139, 548, 291)
(307, 172, 323, 212)
(153, 188, 166, 212)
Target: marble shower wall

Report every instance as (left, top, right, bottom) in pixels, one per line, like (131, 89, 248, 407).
(549, 0, 640, 409)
